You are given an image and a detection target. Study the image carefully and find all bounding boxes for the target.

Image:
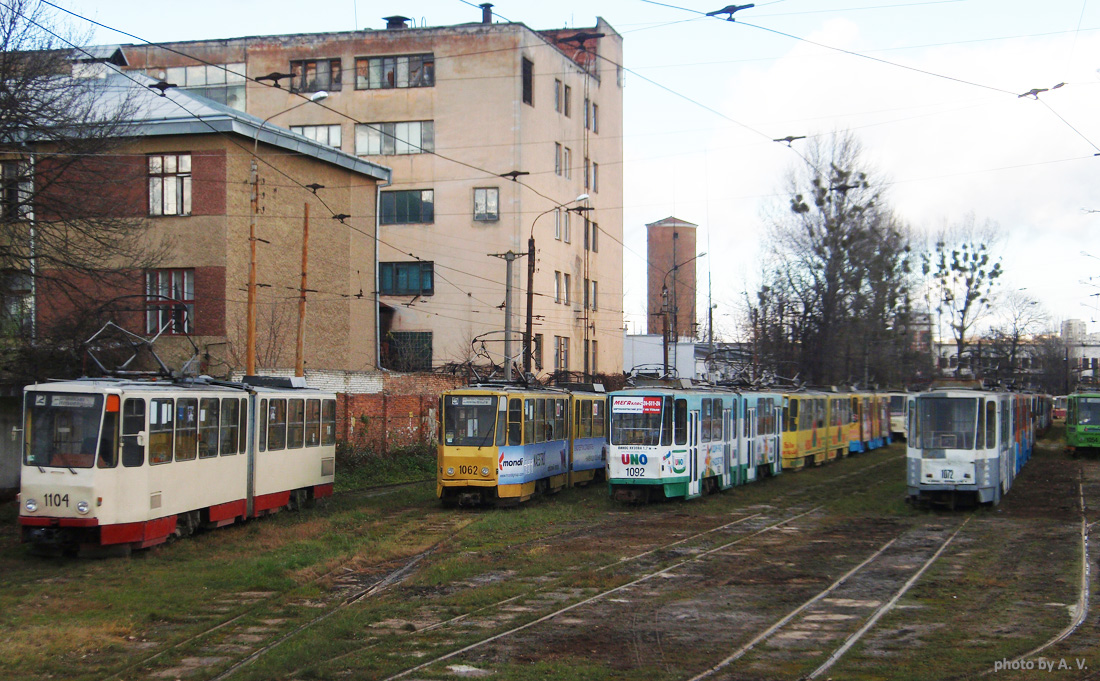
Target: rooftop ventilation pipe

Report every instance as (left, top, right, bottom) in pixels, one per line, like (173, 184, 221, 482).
(383, 15, 410, 30)
(480, 3, 493, 24)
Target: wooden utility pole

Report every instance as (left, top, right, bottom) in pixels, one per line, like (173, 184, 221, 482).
(295, 202, 310, 377)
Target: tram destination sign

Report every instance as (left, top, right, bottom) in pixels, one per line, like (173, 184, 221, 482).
(612, 396, 662, 414)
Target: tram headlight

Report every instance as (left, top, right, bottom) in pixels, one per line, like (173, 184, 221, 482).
(481, 467, 490, 476)
(446, 467, 455, 476)
(76, 501, 89, 515)
(24, 498, 37, 513)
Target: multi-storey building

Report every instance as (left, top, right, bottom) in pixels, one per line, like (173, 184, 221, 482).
(118, 7, 624, 378)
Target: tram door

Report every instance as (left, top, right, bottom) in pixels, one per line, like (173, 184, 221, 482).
(723, 405, 733, 486)
(746, 406, 757, 481)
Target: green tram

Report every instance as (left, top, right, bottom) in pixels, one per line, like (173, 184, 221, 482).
(1065, 391, 1100, 454)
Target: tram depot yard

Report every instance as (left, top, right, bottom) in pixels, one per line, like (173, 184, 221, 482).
(0, 433, 1098, 681)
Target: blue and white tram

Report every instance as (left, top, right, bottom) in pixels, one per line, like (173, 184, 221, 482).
(607, 386, 782, 502)
(906, 386, 1032, 507)
(18, 376, 338, 554)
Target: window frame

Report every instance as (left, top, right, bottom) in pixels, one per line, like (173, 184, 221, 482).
(356, 120, 434, 156)
(145, 268, 195, 336)
(355, 53, 434, 90)
(473, 187, 499, 222)
(148, 153, 191, 217)
(290, 124, 342, 148)
(521, 57, 534, 106)
(290, 58, 342, 93)
(380, 189, 434, 225)
(379, 261, 434, 296)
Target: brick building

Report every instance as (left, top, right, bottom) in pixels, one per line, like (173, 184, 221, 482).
(646, 217, 699, 340)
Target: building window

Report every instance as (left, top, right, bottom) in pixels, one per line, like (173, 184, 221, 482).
(0, 271, 31, 336)
(522, 57, 533, 106)
(160, 63, 246, 110)
(584, 156, 590, 189)
(554, 336, 569, 371)
(584, 278, 589, 309)
(563, 210, 571, 243)
(563, 84, 571, 117)
(592, 103, 599, 133)
(563, 273, 571, 305)
(355, 53, 434, 89)
(382, 331, 432, 372)
(148, 153, 191, 216)
(554, 79, 562, 112)
(290, 124, 342, 148)
(474, 187, 499, 221)
(591, 340, 598, 373)
(563, 147, 572, 179)
(533, 333, 544, 370)
(554, 209, 562, 240)
(1, 160, 31, 220)
(379, 261, 434, 296)
(554, 142, 562, 176)
(290, 58, 341, 92)
(146, 268, 194, 335)
(554, 271, 562, 303)
(591, 280, 598, 310)
(356, 121, 434, 156)
(591, 221, 598, 252)
(584, 278, 597, 310)
(380, 189, 434, 224)
(583, 97, 590, 129)
(592, 162, 599, 193)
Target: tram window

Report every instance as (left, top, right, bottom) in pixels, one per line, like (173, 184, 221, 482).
(199, 398, 219, 458)
(975, 399, 985, 448)
(539, 398, 550, 442)
(259, 399, 268, 451)
(593, 399, 605, 438)
(121, 398, 145, 467)
(986, 401, 997, 448)
(674, 399, 688, 445)
(288, 399, 305, 449)
(496, 397, 507, 447)
(221, 398, 240, 455)
(661, 396, 673, 446)
(268, 398, 287, 451)
(580, 400, 592, 438)
(524, 399, 535, 444)
(701, 399, 712, 442)
(555, 399, 566, 441)
(908, 399, 917, 444)
(322, 399, 336, 446)
(98, 408, 119, 469)
(149, 398, 174, 464)
(1000, 401, 1009, 443)
(306, 399, 321, 447)
(508, 398, 522, 445)
(175, 398, 198, 461)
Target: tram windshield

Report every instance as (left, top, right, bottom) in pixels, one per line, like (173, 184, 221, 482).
(24, 392, 105, 468)
(443, 395, 499, 447)
(1076, 397, 1100, 425)
(916, 397, 977, 450)
(610, 395, 668, 446)
(889, 395, 906, 413)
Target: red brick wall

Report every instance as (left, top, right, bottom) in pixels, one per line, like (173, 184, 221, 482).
(337, 373, 465, 452)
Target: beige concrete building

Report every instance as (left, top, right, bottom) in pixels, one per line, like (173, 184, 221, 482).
(118, 7, 625, 378)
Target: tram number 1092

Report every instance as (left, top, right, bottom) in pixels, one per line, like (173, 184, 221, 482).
(624, 467, 646, 478)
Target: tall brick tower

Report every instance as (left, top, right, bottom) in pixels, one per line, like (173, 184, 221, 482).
(646, 217, 698, 339)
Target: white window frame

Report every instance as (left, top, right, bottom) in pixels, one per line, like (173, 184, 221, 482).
(148, 153, 192, 217)
(291, 124, 342, 148)
(473, 187, 499, 221)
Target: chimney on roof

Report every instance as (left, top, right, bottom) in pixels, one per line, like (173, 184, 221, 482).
(383, 15, 410, 30)
(480, 3, 493, 24)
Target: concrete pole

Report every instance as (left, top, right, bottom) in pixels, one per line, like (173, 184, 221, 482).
(295, 202, 309, 377)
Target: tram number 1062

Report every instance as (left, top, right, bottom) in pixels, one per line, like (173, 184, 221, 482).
(624, 467, 646, 478)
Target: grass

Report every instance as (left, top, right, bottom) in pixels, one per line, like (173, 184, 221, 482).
(334, 442, 436, 492)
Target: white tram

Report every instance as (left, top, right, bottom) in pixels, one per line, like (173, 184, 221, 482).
(906, 385, 1033, 507)
(18, 376, 337, 554)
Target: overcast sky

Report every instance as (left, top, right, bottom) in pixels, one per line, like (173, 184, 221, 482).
(64, 0, 1100, 340)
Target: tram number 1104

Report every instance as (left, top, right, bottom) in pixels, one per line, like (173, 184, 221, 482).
(43, 493, 70, 508)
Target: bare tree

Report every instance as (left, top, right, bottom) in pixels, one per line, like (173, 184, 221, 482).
(982, 291, 1049, 386)
(923, 215, 1003, 378)
(759, 131, 913, 386)
(0, 0, 164, 380)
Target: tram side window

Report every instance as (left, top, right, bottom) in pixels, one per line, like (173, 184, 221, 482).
(976, 399, 985, 448)
(496, 397, 507, 447)
(149, 398, 174, 464)
(555, 398, 566, 441)
(674, 399, 687, 445)
(508, 398, 522, 446)
(1000, 400, 1009, 444)
(288, 399, 305, 449)
(98, 398, 119, 469)
(908, 399, 917, 443)
(524, 399, 535, 444)
(221, 397, 240, 455)
(701, 398, 713, 442)
(306, 399, 321, 447)
(730, 400, 737, 439)
(268, 398, 287, 451)
(175, 398, 198, 461)
(661, 396, 673, 446)
(199, 398, 219, 458)
(121, 398, 145, 467)
(986, 401, 997, 448)
(259, 399, 268, 451)
(322, 399, 336, 446)
(580, 400, 593, 438)
(592, 400, 605, 438)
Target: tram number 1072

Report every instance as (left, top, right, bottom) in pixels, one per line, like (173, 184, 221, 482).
(624, 467, 646, 478)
